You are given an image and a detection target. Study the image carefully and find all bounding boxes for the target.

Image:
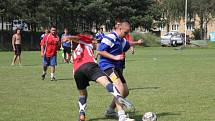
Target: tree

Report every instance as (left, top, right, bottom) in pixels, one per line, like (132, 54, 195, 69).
(189, 0, 215, 39)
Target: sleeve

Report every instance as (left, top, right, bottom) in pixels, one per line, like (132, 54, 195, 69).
(125, 34, 134, 42)
(78, 34, 92, 43)
(40, 36, 45, 46)
(122, 40, 130, 52)
(98, 36, 114, 51)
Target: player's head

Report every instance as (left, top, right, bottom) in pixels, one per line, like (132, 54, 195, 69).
(100, 27, 103, 32)
(16, 28, 21, 34)
(64, 27, 69, 34)
(116, 21, 130, 38)
(44, 27, 50, 34)
(50, 25, 57, 35)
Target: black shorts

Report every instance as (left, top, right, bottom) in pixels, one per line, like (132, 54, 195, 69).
(122, 58, 126, 69)
(74, 62, 106, 90)
(104, 68, 126, 84)
(15, 44, 21, 55)
(63, 46, 71, 54)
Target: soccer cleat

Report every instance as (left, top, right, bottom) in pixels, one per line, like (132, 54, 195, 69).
(105, 110, 118, 118)
(119, 114, 135, 121)
(117, 97, 135, 112)
(78, 112, 86, 121)
(41, 74, 46, 80)
(50, 77, 56, 81)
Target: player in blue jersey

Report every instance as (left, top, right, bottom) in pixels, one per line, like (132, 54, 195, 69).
(61, 28, 72, 63)
(95, 27, 105, 60)
(97, 21, 135, 121)
(95, 27, 105, 43)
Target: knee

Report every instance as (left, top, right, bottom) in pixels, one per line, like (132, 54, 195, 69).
(123, 90, 129, 98)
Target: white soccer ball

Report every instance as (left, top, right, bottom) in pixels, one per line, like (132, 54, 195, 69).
(142, 112, 157, 121)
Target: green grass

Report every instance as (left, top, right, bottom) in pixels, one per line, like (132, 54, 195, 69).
(0, 47, 215, 121)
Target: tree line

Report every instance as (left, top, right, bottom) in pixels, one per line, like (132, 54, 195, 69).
(0, 0, 215, 39)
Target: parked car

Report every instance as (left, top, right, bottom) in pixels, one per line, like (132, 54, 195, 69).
(160, 32, 178, 46)
(161, 32, 189, 47)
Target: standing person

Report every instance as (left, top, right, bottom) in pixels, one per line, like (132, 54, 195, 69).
(40, 26, 60, 81)
(99, 22, 143, 117)
(97, 21, 136, 120)
(95, 27, 105, 60)
(11, 28, 22, 66)
(61, 27, 72, 63)
(40, 27, 50, 40)
(95, 27, 105, 43)
(64, 31, 134, 121)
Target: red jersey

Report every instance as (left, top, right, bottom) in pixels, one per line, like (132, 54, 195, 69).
(73, 35, 96, 72)
(125, 33, 134, 43)
(40, 34, 59, 57)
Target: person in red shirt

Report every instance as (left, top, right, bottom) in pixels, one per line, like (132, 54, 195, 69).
(64, 31, 134, 121)
(40, 26, 60, 81)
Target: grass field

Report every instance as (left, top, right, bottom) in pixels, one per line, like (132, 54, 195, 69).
(0, 47, 215, 121)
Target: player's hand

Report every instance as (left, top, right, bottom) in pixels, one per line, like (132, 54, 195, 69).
(41, 52, 44, 57)
(13, 48, 16, 51)
(114, 54, 125, 60)
(137, 39, 144, 45)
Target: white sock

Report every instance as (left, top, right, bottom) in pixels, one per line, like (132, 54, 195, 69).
(118, 110, 125, 117)
(43, 71, 46, 75)
(51, 73, 55, 78)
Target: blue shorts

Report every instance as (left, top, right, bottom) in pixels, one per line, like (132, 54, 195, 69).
(43, 56, 57, 66)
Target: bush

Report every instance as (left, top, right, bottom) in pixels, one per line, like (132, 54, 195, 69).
(192, 28, 201, 40)
(131, 32, 160, 47)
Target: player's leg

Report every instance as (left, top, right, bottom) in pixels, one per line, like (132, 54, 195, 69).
(11, 46, 18, 65)
(41, 56, 48, 80)
(67, 47, 72, 63)
(63, 46, 68, 63)
(17, 45, 22, 65)
(17, 55, 21, 65)
(50, 56, 57, 81)
(90, 66, 134, 120)
(11, 55, 17, 65)
(78, 89, 87, 121)
(74, 68, 90, 121)
(103, 68, 133, 120)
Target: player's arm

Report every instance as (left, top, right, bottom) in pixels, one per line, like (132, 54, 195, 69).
(12, 35, 16, 51)
(97, 38, 124, 61)
(129, 39, 144, 46)
(63, 35, 80, 42)
(40, 37, 45, 57)
(97, 51, 124, 61)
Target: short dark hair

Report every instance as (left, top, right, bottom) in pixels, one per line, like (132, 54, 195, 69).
(16, 28, 21, 32)
(51, 25, 57, 29)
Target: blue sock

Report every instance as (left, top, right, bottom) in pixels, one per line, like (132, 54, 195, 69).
(78, 96, 86, 113)
(106, 83, 121, 98)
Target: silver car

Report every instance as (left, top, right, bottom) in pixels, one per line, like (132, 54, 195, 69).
(161, 32, 188, 47)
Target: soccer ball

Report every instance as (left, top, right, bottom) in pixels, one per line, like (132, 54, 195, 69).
(142, 112, 157, 121)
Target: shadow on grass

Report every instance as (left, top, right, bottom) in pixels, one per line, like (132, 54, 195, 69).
(131, 112, 181, 121)
(156, 112, 181, 117)
(129, 87, 160, 91)
(88, 112, 180, 121)
(88, 117, 116, 121)
(56, 78, 74, 81)
(21, 64, 42, 66)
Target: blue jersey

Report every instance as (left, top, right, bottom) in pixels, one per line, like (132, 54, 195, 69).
(95, 32, 105, 41)
(61, 34, 71, 47)
(98, 32, 130, 71)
